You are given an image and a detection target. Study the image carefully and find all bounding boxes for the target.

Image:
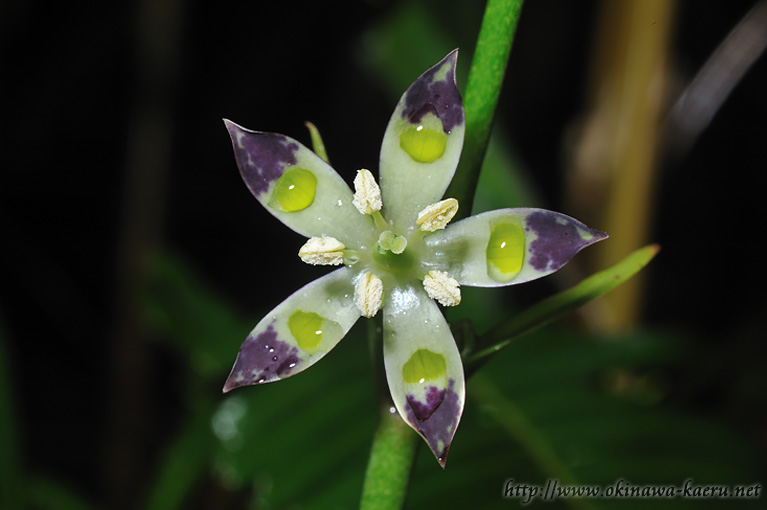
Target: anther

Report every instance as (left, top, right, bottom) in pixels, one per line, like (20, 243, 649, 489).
(423, 270, 461, 306)
(298, 236, 346, 266)
(416, 198, 459, 231)
(352, 169, 382, 215)
(355, 271, 383, 317)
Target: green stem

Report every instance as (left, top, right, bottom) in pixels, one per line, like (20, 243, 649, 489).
(447, 0, 525, 219)
(360, 406, 419, 510)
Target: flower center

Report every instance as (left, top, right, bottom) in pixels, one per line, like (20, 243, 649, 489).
(373, 230, 415, 274)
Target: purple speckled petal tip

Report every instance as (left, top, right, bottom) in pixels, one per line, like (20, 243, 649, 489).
(224, 119, 298, 198)
(401, 50, 464, 133)
(526, 210, 608, 272)
(223, 324, 300, 392)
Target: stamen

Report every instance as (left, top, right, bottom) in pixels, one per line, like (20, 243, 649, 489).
(423, 270, 461, 307)
(355, 271, 383, 318)
(352, 169, 382, 215)
(298, 236, 346, 266)
(416, 198, 459, 231)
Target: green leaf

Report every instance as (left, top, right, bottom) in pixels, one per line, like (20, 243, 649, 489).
(405, 330, 760, 509)
(141, 252, 249, 379)
(144, 392, 215, 510)
(469, 244, 660, 368)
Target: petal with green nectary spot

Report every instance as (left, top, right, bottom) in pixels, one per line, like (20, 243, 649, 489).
(224, 119, 376, 246)
(223, 267, 362, 393)
(422, 208, 608, 287)
(379, 51, 465, 233)
(382, 284, 465, 468)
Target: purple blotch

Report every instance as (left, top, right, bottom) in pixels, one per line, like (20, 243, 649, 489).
(224, 120, 299, 197)
(401, 51, 464, 133)
(406, 386, 446, 421)
(223, 324, 301, 393)
(526, 211, 608, 272)
(404, 378, 461, 468)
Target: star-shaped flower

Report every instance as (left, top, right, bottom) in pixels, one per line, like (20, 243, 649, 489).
(222, 51, 607, 467)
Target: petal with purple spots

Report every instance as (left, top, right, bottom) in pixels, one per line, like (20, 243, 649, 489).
(224, 120, 376, 245)
(383, 284, 465, 468)
(223, 267, 362, 393)
(379, 51, 466, 233)
(423, 208, 608, 288)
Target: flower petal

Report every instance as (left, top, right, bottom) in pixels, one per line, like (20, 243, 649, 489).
(224, 119, 377, 247)
(423, 208, 608, 287)
(379, 51, 466, 233)
(383, 285, 465, 468)
(223, 267, 361, 392)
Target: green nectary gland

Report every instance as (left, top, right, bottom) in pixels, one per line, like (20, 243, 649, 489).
(372, 243, 416, 274)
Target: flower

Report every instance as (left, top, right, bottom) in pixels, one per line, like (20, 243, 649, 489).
(222, 51, 607, 467)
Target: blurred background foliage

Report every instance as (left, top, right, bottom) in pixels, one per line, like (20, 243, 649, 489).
(1, 0, 766, 509)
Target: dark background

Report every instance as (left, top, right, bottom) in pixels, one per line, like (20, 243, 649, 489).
(2, 0, 765, 508)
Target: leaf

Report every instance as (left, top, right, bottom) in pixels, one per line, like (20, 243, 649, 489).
(405, 329, 761, 510)
(468, 244, 661, 369)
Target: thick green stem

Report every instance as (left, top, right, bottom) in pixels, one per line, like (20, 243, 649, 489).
(447, 0, 525, 219)
(360, 406, 419, 510)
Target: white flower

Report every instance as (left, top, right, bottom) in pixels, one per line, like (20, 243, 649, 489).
(222, 51, 607, 467)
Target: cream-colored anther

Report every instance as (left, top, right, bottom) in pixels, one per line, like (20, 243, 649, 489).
(423, 270, 461, 307)
(416, 198, 459, 231)
(355, 271, 383, 317)
(352, 169, 382, 215)
(298, 236, 346, 266)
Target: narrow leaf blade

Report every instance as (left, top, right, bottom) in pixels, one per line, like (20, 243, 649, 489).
(469, 244, 660, 367)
